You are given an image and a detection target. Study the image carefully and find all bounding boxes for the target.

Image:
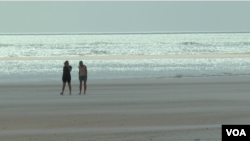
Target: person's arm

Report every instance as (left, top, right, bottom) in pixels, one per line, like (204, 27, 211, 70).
(78, 66, 80, 76)
(85, 66, 87, 76)
(69, 66, 72, 72)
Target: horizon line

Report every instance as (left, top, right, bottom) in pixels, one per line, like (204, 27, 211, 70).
(0, 31, 250, 35)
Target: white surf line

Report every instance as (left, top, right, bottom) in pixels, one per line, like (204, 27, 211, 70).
(0, 53, 250, 60)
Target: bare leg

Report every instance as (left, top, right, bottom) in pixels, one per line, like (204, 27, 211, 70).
(61, 82, 66, 95)
(79, 81, 82, 94)
(84, 80, 87, 94)
(68, 83, 71, 95)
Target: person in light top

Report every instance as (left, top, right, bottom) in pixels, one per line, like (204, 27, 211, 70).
(78, 61, 87, 94)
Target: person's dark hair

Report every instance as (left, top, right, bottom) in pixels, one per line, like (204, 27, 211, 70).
(64, 60, 69, 66)
(79, 61, 83, 66)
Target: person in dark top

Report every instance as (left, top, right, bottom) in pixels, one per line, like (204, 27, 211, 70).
(60, 60, 72, 95)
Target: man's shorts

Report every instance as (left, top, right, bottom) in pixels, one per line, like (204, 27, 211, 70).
(79, 75, 87, 81)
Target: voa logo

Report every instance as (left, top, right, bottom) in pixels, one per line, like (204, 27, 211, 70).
(226, 129, 246, 136)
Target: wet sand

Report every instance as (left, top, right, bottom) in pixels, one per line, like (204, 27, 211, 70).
(1, 76, 250, 141)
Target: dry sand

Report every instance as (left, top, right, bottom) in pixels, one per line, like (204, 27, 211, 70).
(1, 76, 250, 141)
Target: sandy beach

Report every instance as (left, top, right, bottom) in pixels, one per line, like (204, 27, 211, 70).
(1, 76, 250, 141)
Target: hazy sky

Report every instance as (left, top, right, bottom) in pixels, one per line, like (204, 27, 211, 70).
(0, 1, 250, 33)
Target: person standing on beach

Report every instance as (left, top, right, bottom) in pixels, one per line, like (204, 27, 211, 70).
(61, 60, 72, 95)
(78, 61, 87, 95)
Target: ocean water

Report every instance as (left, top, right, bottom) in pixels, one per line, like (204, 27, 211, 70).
(1, 33, 250, 82)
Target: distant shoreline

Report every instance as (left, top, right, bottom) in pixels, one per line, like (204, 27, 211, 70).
(1, 53, 250, 60)
(0, 31, 250, 36)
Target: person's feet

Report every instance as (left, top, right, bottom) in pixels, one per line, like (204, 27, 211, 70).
(61, 92, 85, 95)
